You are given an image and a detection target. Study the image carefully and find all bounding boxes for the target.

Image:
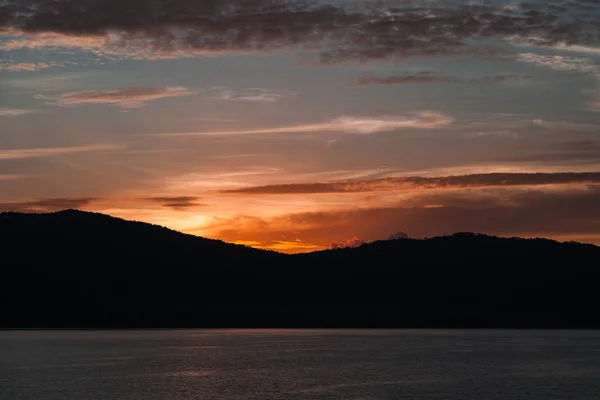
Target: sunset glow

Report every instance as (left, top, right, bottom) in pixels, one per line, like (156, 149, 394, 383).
(2, 0, 600, 252)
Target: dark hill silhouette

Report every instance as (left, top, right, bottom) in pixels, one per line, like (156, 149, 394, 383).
(2, 210, 599, 329)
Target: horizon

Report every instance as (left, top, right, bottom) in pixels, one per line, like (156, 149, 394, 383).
(2, 0, 600, 252)
(3, 208, 599, 254)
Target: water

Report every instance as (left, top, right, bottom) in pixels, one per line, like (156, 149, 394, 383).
(2, 330, 600, 400)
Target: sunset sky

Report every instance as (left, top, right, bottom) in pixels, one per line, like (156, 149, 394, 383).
(1, 0, 600, 252)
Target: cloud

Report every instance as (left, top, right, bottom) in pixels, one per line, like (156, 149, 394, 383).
(585, 77, 600, 112)
(0, 197, 97, 213)
(217, 88, 297, 103)
(0, 61, 69, 72)
(0, 144, 122, 160)
(511, 38, 600, 56)
(0, 174, 30, 181)
(145, 196, 203, 210)
(505, 153, 600, 164)
(466, 74, 532, 83)
(588, 100, 600, 112)
(356, 72, 456, 85)
(467, 130, 519, 138)
(560, 140, 600, 152)
(148, 112, 454, 136)
(222, 172, 600, 195)
(1, 1, 599, 63)
(331, 237, 364, 249)
(0, 107, 35, 117)
(57, 87, 197, 108)
(514, 53, 600, 75)
(549, 43, 600, 55)
(532, 118, 600, 131)
(356, 72, 530, 86)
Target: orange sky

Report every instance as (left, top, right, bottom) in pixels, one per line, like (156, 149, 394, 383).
(1, 0, 600, 252)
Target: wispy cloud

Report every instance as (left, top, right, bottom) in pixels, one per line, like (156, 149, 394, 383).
(0, 60, 74, 72)
(0, 174, 31, 181)
(217, 88, 297, 103)
(560, 140, 600, 152)
(514, 53, 599, 75)
(222, 172, 600, 195)
(145, 196, 204, 210)
(587, 100, 600, 112)
(147, 112, 454, 137)
(0, 144, 122, 160)
(467, 130, 519, 139)
(0, 32, 108, 52)
(466, 74, 532, 84)
(0, 107, 35, 117)
(56, 87, 197, 108)
(356, 72, 456, 86)
(511, 38, 600, 57)
(532, 119, 600, 131)
(585, 77, 600, 112)
(357, 73, 531, 86)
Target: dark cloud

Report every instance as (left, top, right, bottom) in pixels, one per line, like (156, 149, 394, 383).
(356, 72, 456, 85)
(222, 172, 600, 195)
(1, 1, 599, 62)
(466, 74, 532, 83)
(0, 197, 97, 212)
(146, 196, 203, 210)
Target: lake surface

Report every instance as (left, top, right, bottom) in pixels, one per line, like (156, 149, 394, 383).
(2, 330, 600, 399)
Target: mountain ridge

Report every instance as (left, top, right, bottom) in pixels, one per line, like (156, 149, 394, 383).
(2, 210, 599, 329)
(2, 209, 597, 253)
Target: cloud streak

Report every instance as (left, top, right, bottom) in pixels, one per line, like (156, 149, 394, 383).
(146, 196, 204, 210)
(0, 107, 35, 117)
(148, 112, 454, 136)
(57, 87, 197, 108)
(357, 73, 531, 86)
(0, 61, 69, 72)
(217, 88, 297, 103)
(222, 172, 600, 195)
(532, 119, 600, 131)
(0, 144, 122, 160)
(514, 53, 600, 75)
(356, 73, 456, 86)
(0, 174, 30, 181)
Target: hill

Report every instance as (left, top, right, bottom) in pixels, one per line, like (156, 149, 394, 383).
(1, 210, 599, 328)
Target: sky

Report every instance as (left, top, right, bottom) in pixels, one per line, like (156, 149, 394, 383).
(1, 0, 600, 252)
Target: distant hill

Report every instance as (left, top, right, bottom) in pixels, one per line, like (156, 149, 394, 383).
(2, 210, 599, 329)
